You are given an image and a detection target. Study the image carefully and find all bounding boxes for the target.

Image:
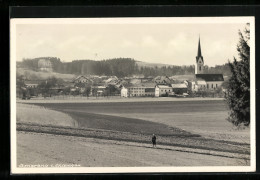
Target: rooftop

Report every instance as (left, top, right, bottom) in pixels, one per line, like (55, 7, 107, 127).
(195, 74, 224, 81)
(157, 85, 172, 88)
(171, 84, 187, 88)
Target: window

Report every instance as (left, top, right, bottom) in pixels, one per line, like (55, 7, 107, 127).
(212, 84, 213, 88)
(216, 84, 218, 88)
(207, 84, 209, 89)
(199, 66, 201, 71)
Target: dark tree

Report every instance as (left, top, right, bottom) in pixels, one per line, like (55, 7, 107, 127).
(16, 75, 26, 98)
(105, 84, 120, 96)
(225, 24, 250, 126)
(38, 77, 60, 97)
(83, 86, 91, 97)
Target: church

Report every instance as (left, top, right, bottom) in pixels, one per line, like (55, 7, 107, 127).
(192, 37, 224, 91)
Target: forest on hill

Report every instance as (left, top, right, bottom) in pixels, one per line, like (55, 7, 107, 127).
(18, 57, 232, 77)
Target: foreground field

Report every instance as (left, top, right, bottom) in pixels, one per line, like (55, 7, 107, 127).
(16, 100, 250, 167)
(17, 131, 248, 167)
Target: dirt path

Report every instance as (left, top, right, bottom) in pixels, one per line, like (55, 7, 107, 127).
(17, 131, 248, 167)
(17, 123, 250, 156)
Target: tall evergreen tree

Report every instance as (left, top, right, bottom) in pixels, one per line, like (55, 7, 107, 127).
(226, 24, 250, 126)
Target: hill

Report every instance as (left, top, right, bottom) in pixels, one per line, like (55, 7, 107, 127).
(135, 60, 174, 68)
(18, 57, 231, 78)
(17, 68, 76, 81)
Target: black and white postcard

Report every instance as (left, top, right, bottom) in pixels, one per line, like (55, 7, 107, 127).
(10, 17, 255, 173)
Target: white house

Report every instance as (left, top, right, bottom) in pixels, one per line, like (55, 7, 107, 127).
(155, 85, 172, 97)
(121, 87, 128, 97)
(121, 83, 156, 97)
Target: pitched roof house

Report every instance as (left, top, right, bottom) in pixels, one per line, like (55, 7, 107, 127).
(73, 75, 93, 84)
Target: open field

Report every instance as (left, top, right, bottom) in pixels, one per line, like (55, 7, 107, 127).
(17, 131, 248, 167)
(17, 103, 77, 127)
(32, 100, 250, 143)
(16, 100, 250, 167)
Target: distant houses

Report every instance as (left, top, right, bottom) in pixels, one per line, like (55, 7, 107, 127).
(18, 36, 225, 99)
(120, 79, 190, 98)
(120, 36, 224, 98)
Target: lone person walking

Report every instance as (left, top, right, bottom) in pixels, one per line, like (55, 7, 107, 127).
(152, 134, 156, 148)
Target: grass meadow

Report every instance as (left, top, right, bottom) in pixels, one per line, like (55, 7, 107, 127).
(32, 100, 250, 143)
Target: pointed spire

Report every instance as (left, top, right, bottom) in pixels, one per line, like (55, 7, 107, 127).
(197, 36, 202, 57)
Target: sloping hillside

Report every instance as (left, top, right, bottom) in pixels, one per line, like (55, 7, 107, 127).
(135, 60, 174, 68)
(17, 68, 76, 81)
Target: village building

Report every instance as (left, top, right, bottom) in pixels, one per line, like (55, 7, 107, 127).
(121, 83, 156, 97)
(38, 59, 53, 72)
(171, 83, 188, 94)
(73, 75, 93, 84)
(104, 76, 119, 85)
(121, 87, 128, 97)
(155, 85, 173, 97)
(91, 85, 106, 96)
(153, 76, 172, 85)
(24, 80, 43, 88)
(195, 74, 224, 90)
(193, 37, 224, 91)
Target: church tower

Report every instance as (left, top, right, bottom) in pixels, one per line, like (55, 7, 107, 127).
(195, 37, 204, 74)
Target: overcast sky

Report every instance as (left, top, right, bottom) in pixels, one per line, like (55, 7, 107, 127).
(15, 22, 247, 67)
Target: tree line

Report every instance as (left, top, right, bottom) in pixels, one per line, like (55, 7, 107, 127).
(19, 57, 231, 77)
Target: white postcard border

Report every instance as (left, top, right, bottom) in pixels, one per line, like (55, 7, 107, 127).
(10, 17, 256, 174)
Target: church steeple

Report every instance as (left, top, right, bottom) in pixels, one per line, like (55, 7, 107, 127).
(197, 36, 202, 57)
(196, 36, 203, 63)
(195, 36, 204, 74)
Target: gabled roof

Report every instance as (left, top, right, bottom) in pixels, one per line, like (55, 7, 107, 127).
(195, 74, 224, 81)
(171, 84, 187, 88)
(123, 83, 156, 88)
(74, 75, 87, 80)
(154, 76, 170, 81)
(73, 75, 93, 82)
(157, 85, 172, 88)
